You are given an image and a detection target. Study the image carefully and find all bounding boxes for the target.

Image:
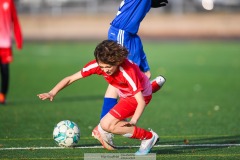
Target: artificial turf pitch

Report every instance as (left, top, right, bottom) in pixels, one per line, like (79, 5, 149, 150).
(0, 40, 239, 159)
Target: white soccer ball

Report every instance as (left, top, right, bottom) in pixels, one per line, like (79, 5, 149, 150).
(53, 120, 80, 147)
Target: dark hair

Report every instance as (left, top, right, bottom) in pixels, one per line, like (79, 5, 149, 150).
(94, 40, 128, 66)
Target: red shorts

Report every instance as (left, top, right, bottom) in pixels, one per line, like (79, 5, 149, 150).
(109, 95, 152, 120)
(0, 48, 13, 64)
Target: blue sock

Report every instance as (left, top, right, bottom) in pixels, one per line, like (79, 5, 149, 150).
(100, 98, 118, 119)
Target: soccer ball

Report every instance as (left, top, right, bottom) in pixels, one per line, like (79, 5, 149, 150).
(53, 120, 80, 147)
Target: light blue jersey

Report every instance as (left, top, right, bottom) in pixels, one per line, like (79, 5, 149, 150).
(108, 0, 151, 72)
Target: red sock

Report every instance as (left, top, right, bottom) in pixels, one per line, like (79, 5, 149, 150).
(131, 126, 152, 140)
(152, 81, 160, 93)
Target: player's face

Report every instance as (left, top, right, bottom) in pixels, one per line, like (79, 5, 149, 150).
(98, 62, 118, 75)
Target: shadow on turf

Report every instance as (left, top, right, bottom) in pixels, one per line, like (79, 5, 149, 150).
(58, 95, 103, 103)
(77, 135, 239, 152)
(154, 135, 240, 154)
(60, 135, 240, 156)
(7, 95, 103, 105)
(74, 143, 104, 148)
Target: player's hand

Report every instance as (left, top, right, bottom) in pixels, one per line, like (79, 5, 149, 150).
(122, 121, 136, 127)
(37, 92, 54, 101)
(129, 119, 138, 126)
(151, 0, 168, 8)
(144, 71, 151, 79)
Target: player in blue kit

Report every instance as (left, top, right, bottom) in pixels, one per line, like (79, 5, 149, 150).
(92, 0, 168, 150)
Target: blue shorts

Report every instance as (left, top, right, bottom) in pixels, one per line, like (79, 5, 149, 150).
(108, 25, 150, 72)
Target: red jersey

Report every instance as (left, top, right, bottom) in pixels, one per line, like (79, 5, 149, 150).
(81, 59, 152, 98)
(0, 0, 22, 49)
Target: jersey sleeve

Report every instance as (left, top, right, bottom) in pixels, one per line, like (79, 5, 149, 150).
(80, 60, 100, 78)
(11, 0, 23, 49)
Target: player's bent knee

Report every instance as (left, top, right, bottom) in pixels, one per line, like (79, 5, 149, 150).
(100, 121, 112, 132)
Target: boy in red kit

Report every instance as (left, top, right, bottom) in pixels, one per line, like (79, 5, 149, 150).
(93, 0, 167, 149)
(0, 0, 23, 104)
(37, 40, 159, 155)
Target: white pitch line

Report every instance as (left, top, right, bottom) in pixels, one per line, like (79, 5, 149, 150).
(0, 144, 240, 151)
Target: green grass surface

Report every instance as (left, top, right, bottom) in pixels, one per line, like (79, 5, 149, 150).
(0, 40, 239, 159)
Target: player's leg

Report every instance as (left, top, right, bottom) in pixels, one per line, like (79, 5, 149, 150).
(100, 97, 159, 154)
(151, 75, 166, 93)
(100, 115, 159, 154)
(0, 63, 8, 104)
(0, 63, 9, 95)
(101, 96, 151, 134)
(0, 48, 12, 104)
(92, 122, 116, 150)
(92, 84, 118, 150)
(99, 84, 118, 119)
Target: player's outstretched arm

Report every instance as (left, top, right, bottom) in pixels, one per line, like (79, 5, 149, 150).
(37, 71, 83, 101)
